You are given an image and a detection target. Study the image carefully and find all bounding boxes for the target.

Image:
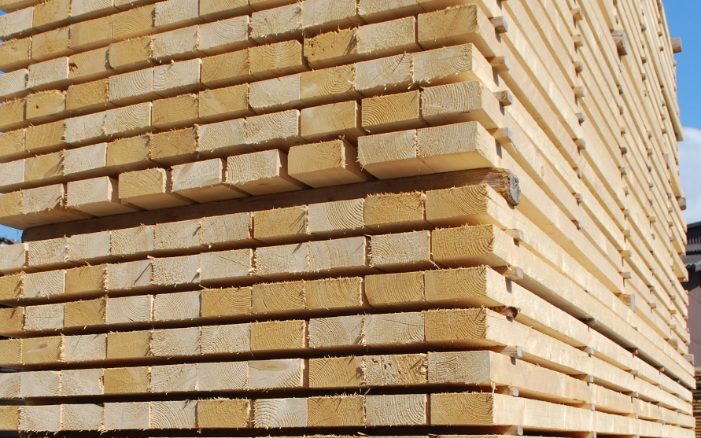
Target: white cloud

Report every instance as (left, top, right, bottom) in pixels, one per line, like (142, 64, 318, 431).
(678, 126, 701, 224)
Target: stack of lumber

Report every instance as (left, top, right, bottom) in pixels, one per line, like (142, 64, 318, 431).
(0, 0, 693, 435)
(695, 368, 701, 437)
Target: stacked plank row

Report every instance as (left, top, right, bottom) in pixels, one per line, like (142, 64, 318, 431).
(0, 0, 692, 435)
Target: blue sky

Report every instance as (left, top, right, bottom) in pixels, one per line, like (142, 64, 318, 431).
(666, 1, 701, 224)
(0, 2, 698, 240)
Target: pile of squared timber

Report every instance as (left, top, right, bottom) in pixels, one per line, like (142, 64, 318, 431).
(0, 0, 694, 435)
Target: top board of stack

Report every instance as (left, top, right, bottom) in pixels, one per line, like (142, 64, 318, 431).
(0, 0, 692, 436)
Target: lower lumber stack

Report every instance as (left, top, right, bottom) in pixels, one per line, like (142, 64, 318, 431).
(0, 0, 693, 436)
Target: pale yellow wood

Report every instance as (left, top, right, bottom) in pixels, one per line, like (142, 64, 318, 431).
(255, 242, 309, 278)
(152, 25, 198, 60)
(358, 122, 499, 178)
(108, 36, 153, 72)
(196, 118, 249, 155)
(254, 206, 308, 243)
(226, 149, 305, 195)
(151, 327, 200, 357)
(67, 176, 139, 216)
(198, 16, 250, 55)
(0, 159, 26, 191)
(198, 83, 248, 121)
(366, 394, 427, 426)
(65, 264, 106, 296)
(68, 231, 111, 261)
(66, 79, 111, 112)
(103, 402, 149, 430)
(358, 0, 423, 22)
(302, 0, 360, 31)
(199, 212, 253, 247)
(0, 69, 27, 100)
(107, 330, 152, 359)
(21, 335, 62, 364)
(197, 398, 250, 428)
(106, 295, 152, 325)
(24, 151, 62, 185)
(252, 280, 305, 314)
(154, 0, 198, 28)
(110, 225, 154, 256)
(19, 405, 60, 432)
(301, 100, 363, 141)
(104, 102, 152, 136)
(25, 120, 65, 154)
(31, 27, 70, 61)
(151, 254, 200, 286)
(63, 142, 107, 178)
(153, 58, 201, 96)
(24, 303, 63, 331)
(0, 98, 25, 132)
(0, 406, 20, 431)
(23, 269, 65, 299)
(288, 140, 369, 187)
(153, 218, 201, 252)
(149, 127, 198, 165)
(34, 0, 70, 30)
(26, 90, 65, 121)
(304, 17, 417, 68)
(200, 249, 253, 283)
(308, 199, 365, 235)
(200, 48, 251, 87)
(109, 68, 154, 104)
(0, 273, 24, 302)
(63, 333, 106, 362)
(150, 363, 197, 393)
(119, 167, 191, 209)
(421, 80, 503, 129)
(244, 109, 300, 146)
(365, 353, 428, 386)
(0, 128, 26, 162)
(309, 315, 365, 349)
(254, 398, 307, 428)
(27, 237, 68, 267)
(301, 64, 358, 108)
(105, 259, 153, 291)
(362, 90, 424, 133)
(365, 312, 424, 347)
(249, 74, 301, 112)
(60, 403, 103, 431)
(200, 286, 251, 318)
(152, 93, 200, 129)
(60, 368, 103, 396)
(172, 158, 247, 202)
(68, 47, 109, 81)
(355, 53, 412, 95)
(249, 358, 304, 389)
(308, 236, 367, 273)
(249, 40, 304, 80)
(103, 367, 150, 394)
(64, 298, 105, 328)
(0, 306, 23, 334)
(308, 395, 364, 426)
(69, 15, 113, 50)
(71, 0, 116, 19)
(251, 3, 302, 43)
(199, 0, 250, 18)
(0, 38, 31, 72)
(197, 362, 248, 391)
(370, 230, 432, 269)
(28, 56, 69, 90)
(364, 192, 426, 231)
(106, 135, 151, 172)
(200, 323, 250, 354)
(0, 242, 26, 272)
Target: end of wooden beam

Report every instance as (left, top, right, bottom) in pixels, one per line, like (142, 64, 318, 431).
(496, 266, 523, 281)
(583, 346, 595, 356)
(671, 37, 682, 53)
(505, 228, 524, 242)
(494, 127, 514, 145)
(612, 30, 629, 56)
(684, 353, 694, 365)
(576, 112, 586, 124)
(571, 7, 582, 21)
(573, 34, 583, 48)
(573, 85, 586, 99)
(490, 17, 509, 34)
(574, 138, 586, 150)
(502, 345, 523, 359)
(490, 56, 510, 72)
(678, 197, 687, 211)
(493, 90, 513, 106)
(573, 60, 583, 73)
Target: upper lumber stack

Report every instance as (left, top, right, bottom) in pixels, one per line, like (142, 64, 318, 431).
(0, 0, 692, 436)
